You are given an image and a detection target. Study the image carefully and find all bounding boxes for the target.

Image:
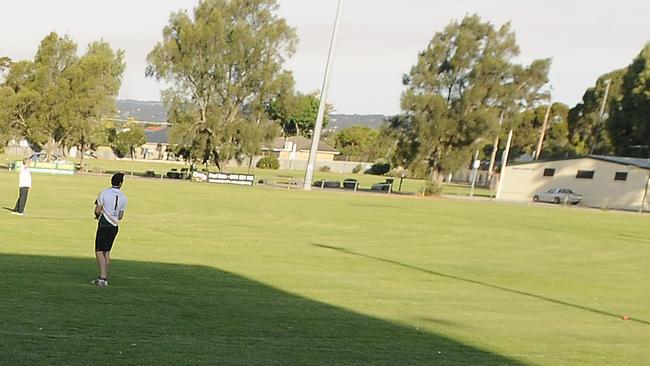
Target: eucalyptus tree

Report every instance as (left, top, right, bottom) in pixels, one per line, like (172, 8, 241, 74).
(394, 15, 550, 181)
(147, 0, 297, 167)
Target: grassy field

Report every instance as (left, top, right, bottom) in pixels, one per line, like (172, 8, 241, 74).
(1, 169, 648, 365)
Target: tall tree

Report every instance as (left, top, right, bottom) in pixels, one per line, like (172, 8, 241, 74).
(108, 121, 146, 159)
(394, 15, 550, 181)
(25, 33, 78, 160)
(333, 125, 387, 162)
(146, 0, 297, 168)
(608, 44, 650, 157)
(65, 41, 125, 167)
(568, 69, 625, 155)
(2, 34, 124, 161)
(267, 91, 329, 138)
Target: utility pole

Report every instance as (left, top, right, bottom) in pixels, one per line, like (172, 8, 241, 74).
(469, 150, 480, 197)
(590, 79, 611, 154)
(534, 102, 553, 160)
(487, 111, 505, 182)
(495, 129, 514, 200)
(303, 0, 343, 190)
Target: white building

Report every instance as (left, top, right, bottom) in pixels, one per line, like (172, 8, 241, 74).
(498, 156, 650, 211)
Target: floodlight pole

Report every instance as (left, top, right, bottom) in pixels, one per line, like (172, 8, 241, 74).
(534, 101, 552, 161)
(495, 129, 514, 200)
(303, 0, 343, 190)
(590, 79, 611, 154)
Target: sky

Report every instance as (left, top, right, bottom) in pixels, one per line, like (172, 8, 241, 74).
(1, 0, 649, 115)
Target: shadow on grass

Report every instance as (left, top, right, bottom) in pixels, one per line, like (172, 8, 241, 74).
(0, 254, 527, 366)
(313, 243, 649, 326)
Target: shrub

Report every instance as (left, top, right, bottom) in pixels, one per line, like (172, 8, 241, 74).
(352, 164, 362, 174)
(366, 161, 390, 175)
(256, 156, 280, 170)
(319, 165, 331, 172)
(423, 182, 442, 196)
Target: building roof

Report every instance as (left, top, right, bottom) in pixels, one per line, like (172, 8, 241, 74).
(510, 155, 650, 170)
(265, 136, 339, 154)
(589, 155, 650, 170)
(144, 127, 169, 144)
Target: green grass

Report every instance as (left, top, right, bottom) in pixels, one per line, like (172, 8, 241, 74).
(1, 170, 649, 365)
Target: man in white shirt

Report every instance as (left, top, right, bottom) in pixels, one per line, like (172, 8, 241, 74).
(12, 158, 32, 216)
(92, 173, 128, 287)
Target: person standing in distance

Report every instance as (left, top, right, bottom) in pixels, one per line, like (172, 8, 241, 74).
(12, 158, 32, 216)
(92, 173, 128, 287)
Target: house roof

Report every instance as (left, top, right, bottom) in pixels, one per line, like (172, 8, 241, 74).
(144, 127, 169, 144)
(265, 136, 339, 154)
(589, 155, 650, 170)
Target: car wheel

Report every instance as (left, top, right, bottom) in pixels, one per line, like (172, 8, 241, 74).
(533, 195, 539, 202)
(554, 197, 560, 204)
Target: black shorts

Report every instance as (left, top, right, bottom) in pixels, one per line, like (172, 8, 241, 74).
(95, 215, 119, 252)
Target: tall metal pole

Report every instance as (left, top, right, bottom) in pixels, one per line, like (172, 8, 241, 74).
(487, 111, 505, 183)
(495, 129, 514, 200)
(469, 150, 479, 197)
(590, 79, 611, 154)
(303, 0, 343, 190)
(534, 102, 553, 160)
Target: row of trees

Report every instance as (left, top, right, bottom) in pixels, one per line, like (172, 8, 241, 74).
(568, 45, 650, 157)
(0, 33, 125, 167)
(1, 0, 325, 170)
(2, 3, 648, 180)
(376, 15, 650, 182)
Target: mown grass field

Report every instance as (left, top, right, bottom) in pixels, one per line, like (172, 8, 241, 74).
(0, 168, 648, 365)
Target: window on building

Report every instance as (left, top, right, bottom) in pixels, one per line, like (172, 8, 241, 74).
(614, 172, 628, 181)
(543, 168, 555, 177)
(576, 170, 595, 179)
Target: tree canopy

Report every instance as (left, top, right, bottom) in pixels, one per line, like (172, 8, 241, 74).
(0, 33, 124, 162)
(266, 91, 330, 138)
(147, 0, 297, 167)
(392, 14, 550, 180)
(607, 44, 650, 157)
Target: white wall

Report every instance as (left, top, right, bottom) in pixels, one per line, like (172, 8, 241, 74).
(499, 158, 650, 211)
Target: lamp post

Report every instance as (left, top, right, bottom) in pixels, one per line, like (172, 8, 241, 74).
(303, 0, 343, 190)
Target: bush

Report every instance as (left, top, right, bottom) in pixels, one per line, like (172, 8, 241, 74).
(319, 165, 331, 172)
(352, 164, 362, 174)
(256, 156, 280, 170)
(423, 182, 442, 196)
(366, 161, 391, 175)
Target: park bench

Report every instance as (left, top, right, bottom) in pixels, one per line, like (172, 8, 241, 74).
(371, 178, 394, 192)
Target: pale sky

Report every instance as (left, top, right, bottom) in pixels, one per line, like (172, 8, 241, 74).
(1, 0, 649, 115)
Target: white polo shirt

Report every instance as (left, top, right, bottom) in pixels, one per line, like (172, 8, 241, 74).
(97, 187, 128, 227)
(19, 165, 32, 188)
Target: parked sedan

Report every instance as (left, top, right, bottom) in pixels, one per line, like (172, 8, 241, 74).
(533, 188, 582, 205)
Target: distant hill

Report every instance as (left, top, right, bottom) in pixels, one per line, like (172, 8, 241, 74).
(116, 100, 167, 122)
(327, 114, 387, 131)
(115, 99, 388, 129)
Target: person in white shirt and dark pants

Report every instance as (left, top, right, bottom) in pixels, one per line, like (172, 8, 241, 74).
(92, 173, 128, 287)
(13, 158, 32, 216)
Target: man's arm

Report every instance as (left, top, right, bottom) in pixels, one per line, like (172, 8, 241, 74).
(94, 200, 102, 220)
(118, 210, 125, 221)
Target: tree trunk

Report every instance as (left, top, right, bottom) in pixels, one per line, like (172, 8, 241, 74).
(80, 142, 86, 169)
(46, 135, 54, 162)
(248, 156, 253, 174)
